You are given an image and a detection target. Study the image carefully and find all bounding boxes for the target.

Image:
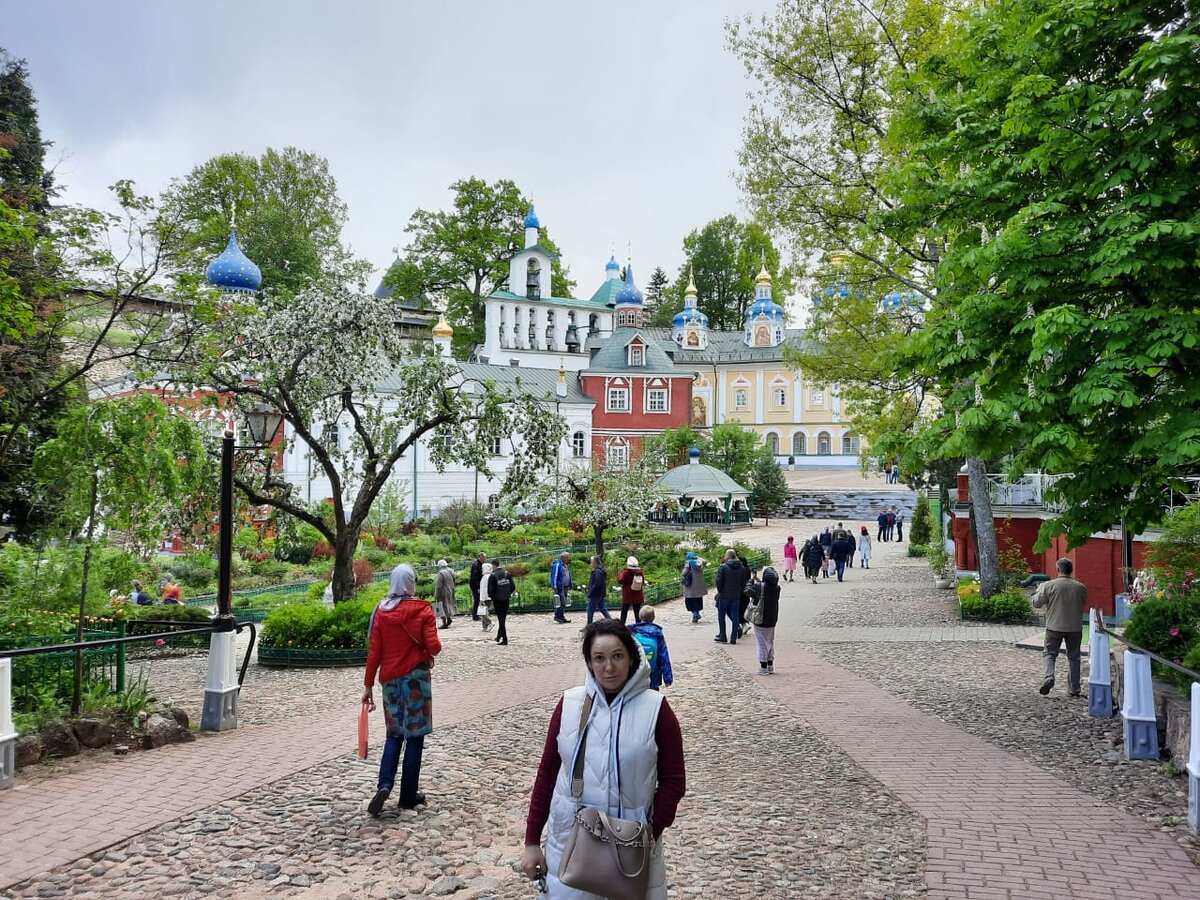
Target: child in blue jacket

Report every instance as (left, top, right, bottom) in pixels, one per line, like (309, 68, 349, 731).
(628, 607, 674, 691)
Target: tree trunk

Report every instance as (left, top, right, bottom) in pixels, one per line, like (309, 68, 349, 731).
(73, 472, 99, 716)
(966, 456, 1001, 599)
(593, 525, 605, 561)
(331, 526, 361, 603)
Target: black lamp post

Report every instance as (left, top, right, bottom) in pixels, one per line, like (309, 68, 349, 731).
(204, 403, 283, 732)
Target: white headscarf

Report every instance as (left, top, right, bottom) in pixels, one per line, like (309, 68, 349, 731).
(379, 563, 416, 611)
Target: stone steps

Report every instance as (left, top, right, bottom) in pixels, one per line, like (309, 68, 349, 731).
(775, 490, 918, 522)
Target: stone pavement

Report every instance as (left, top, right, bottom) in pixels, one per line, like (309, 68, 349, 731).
(3, 517, 1199, 898)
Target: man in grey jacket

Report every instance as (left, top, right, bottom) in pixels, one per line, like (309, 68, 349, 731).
(1032, 558, 1089, 697)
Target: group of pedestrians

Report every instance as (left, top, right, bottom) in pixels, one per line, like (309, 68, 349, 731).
(876, 507, 904, 542)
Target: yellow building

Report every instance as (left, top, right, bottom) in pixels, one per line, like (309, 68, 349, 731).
(661, 266, 859, 466)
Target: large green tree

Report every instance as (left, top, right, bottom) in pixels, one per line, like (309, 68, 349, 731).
(665, 215, 791, 331)
(158, 147, 352, 297)
(384, 177, 574, 356)
(887, 0, 1200, 548)
(560, 461, 668, 559)
(729, 0, 1004, 595)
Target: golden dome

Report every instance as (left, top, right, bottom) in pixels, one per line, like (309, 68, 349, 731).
(685, 267, 698, 297)
(755, 263, 771, 286)
(432, 312, 454, 338)
(828, 250, 852, 267)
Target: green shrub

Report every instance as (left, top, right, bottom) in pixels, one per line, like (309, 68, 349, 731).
(909, 493, 934, 546)
(124, 604, 211, 623)
(1123, 595, 1200, 682)
(248, 558, 290, 580)
(166, 553, 217, 589)
(989, 590, 1033, 621)
(907, 544, 931, 557)
(1180, 642, 1200, 688)
(261, 597, 377, 650)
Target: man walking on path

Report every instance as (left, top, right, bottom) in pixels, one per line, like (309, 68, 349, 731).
(830, 532, 854, 582)
(877, 511, 887, 543)
(469, 552, 486, 621)
(802, 536, 825, 585)
(549, 552, 573, 624)
(1032, 558, 1089, 697)
(896, 510, 905, 542)
(714, 549, 748, 644)
(585, 554, 610, 625)
(487, 559, 515, 645)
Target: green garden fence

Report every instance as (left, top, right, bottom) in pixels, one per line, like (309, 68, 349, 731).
(2, 625, 125, 712)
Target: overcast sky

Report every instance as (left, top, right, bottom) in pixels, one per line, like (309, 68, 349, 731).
(4, 0, 784, 300)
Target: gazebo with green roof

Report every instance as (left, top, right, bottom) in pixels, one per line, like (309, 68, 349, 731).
(649, 447, 753, 527)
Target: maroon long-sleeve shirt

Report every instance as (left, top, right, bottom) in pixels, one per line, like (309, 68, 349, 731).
(524, 695, 686, 845)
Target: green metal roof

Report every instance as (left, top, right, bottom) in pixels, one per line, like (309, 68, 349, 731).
(584, 328, 680, 374)
(587, 278, 622, 307)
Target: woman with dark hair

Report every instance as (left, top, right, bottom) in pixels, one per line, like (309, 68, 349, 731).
(521, 620, 687, 898)
(362, 563, 442, 815)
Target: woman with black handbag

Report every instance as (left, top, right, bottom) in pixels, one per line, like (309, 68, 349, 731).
(361, 563, 442, 815)
(521, 620, 686, 899)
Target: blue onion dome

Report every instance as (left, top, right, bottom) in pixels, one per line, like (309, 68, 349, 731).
(605, 254, 620, 275)
(688, 446, 701, 460)
(883, 288, 922, 311)
(524, 205, 540, 228)
(206, 229, 262, 293)
(672, 307, 709, 327)
(745, 298, 786, 321)
(615, 262, 644, 305)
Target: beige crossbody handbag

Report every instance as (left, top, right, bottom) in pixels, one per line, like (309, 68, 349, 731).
(557, 693, 652, 900)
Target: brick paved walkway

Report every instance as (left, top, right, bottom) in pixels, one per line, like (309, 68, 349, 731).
(732, 649, 1200, 900)
(0, 661, 581, 890)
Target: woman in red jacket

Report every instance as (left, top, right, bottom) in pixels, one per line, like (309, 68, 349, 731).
(362, 563, 442, 815)
(616, 555, 647, 625)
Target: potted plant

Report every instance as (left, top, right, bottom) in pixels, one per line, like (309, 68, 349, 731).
(929, 545, 954, 589)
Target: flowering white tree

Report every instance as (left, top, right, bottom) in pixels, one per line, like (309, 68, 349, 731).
(167, 274, 565, 601)
(561, 461, 670, 559)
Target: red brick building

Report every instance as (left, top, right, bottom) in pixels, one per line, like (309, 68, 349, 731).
(579, 328, 694, 469)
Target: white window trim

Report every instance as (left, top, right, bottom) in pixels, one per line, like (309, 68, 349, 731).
(646, 387, 669, 413)
(606, 387, 631, 413)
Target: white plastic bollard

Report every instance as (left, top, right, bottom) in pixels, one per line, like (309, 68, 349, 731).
(1, 657, 16, 788)
(1188, 682, 1200, 833)
(1122, 649, 1159, 760)
(1088, 609, 1113, 718)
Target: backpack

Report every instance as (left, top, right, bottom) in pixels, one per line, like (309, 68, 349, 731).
(630, 572, 645, 592)
(633, 631, 659, 672)
(682, 566, 694, 588)
(492, 570, 515, 604)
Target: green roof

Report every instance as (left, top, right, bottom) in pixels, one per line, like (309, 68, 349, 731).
(513, 243, 560, 261)
(588, 278, 622, 307)
(656, 463, 750, 498)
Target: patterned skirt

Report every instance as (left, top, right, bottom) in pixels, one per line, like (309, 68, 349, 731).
(381, 664, 433, 738)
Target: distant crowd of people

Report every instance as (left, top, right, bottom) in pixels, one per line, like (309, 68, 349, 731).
(109, 577, 183, 606)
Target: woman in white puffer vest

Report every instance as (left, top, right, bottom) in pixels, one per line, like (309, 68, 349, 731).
(521, 620, 687, 898)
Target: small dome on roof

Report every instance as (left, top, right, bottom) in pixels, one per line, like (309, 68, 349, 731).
(672, 307, 709, 327)
(605, 254, 620, 274)
(432, 312, 454, 337)
(688, 446, 701, 459)
(206, 230, 262, 293)
(745, 298, 786, 321)
(615, 262, 643, 306)
(524, 205, 540, 229)
(755, 263, 772, 286)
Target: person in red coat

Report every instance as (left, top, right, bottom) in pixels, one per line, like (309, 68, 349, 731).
(362, 563, 442, 815)
(616, 555, 647, 625)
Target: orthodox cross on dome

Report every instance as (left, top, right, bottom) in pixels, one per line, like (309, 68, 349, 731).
(230, 198, 238, 231)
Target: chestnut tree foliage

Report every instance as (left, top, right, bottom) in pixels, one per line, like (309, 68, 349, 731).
(887, 0, 1200, 546)
(171, 275, 566, 601)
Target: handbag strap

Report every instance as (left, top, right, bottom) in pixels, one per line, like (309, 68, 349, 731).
(569, 692, 594, 800)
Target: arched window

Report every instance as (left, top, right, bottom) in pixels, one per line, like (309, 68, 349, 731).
(842, 432, 860, 455)
(588, 313, 600, 336)
(766, 433, 779, 455)
(817, 431, 832, 455)
(526, 258, 541, 299)
(792, 432, 807, 456)
(572, 431, 586, 458)
(607, 438, 629, 470)
(734, 388, 748, 409)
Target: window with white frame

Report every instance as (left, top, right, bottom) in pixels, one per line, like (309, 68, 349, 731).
(842, 432, 860, 455)
(792, 432, 807, 456)
(572, 431, 586, 458)
(766, 433, 779, 455)
(772, 386, 787, 407)
(811, 386, 825, 406)
(818, 431, 832, 455)
(647, 388, 668, 412)
(734, 388, 748, 409)
(607, 386, 630, 412)
(489, 436, 503, 457)
(607, 441, 629, 469)
(629, 344, 644, 366)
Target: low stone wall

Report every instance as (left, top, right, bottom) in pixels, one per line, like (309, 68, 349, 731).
(1111, 650, 1192, 767)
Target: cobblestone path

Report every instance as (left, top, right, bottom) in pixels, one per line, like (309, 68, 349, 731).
(3, 522, 1198, 898)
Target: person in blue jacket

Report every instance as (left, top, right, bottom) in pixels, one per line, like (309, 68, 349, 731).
(629, 606, 674, 691)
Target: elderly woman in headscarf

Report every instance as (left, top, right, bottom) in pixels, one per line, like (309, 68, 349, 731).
(362, 563, 442, 816)
(682, 550, 707, 624)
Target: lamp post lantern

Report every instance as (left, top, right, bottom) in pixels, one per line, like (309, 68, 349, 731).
(201, 404, 284, 732)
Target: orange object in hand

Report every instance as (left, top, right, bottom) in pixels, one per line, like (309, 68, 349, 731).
(357, 701, 370, 759)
